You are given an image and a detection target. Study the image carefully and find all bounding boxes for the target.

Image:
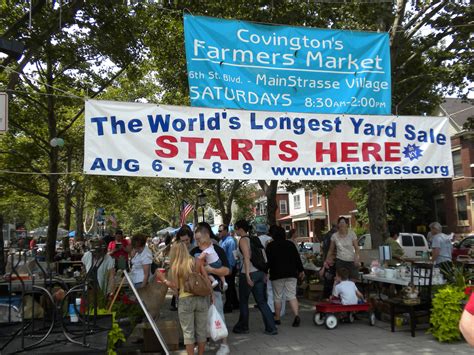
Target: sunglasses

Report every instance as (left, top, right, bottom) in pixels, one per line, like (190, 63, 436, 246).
(218, 230, 224, 232)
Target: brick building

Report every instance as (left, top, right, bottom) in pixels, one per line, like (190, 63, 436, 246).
(433, 98, 474, 235)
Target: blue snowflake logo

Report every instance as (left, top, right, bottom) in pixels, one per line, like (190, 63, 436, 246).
(402, 144, 423, 161)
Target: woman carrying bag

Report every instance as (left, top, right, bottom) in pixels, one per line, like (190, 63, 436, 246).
(156, 242, 212, 355)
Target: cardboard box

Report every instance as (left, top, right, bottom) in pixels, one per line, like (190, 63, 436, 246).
(309, 284, 324, 292)
(143, 320, 179, 352)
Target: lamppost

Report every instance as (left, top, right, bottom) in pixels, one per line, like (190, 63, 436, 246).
(197, 189, 207, 222)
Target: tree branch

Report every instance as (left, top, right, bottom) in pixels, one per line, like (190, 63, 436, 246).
(0, 177, 48, 198)
(58, 64, 129, 136)
(405, 1, 449, 41)
(226, 180, 242, 215)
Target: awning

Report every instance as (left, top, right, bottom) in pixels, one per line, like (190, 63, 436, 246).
(292, 209, 326, 222)
(278, 215, 292, 222)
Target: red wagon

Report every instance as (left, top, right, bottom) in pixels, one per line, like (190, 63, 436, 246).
(313, 302, 376, 329)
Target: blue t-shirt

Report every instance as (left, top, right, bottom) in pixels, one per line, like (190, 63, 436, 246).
(431, 233, 452, 264)
(219, 235, 237, 269)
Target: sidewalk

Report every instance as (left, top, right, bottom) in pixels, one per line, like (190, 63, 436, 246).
(159, 295, 471, 354)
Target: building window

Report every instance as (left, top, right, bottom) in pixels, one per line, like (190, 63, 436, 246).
(294, 195, 301, 209)
(308, 191, 313, 207)
(435, 198, 446, 226)
(316, 193, 322, 206)
(297, 222, 306, 237)
(258, 202, 266, 216)
(280, 200, 288, 214)
(452, 150, 463, 177)
(456, 196, 468, 221)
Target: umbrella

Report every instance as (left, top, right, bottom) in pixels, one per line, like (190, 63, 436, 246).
(156, 226, 177, 237)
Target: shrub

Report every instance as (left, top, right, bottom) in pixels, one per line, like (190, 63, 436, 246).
(429, 285, 467, 342)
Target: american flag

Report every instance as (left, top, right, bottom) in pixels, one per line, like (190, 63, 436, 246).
(180, 201, 194, 226)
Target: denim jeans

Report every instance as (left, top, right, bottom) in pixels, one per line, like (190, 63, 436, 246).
(234, 271, 276, 333)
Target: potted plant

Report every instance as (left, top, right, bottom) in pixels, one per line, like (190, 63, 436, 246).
(429, 264, 472, 342)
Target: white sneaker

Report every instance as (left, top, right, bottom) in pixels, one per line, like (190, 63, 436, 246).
(211, 279, 219, 288)
(223, 282, 228, 292)
(216, 344, 230, 355)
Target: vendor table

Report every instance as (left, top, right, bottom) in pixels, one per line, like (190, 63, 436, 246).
(362, 274, 445, 300)
(363, 274, 409, 286)
(362, 274, 446, 286)
(0, 277, 78, 292)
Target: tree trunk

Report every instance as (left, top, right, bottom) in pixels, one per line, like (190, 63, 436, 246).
(75, 182, 84, 240)
(46, 168, 61, 262)
(62, 148, 74, 231)
(63, 191, 72, 231)
(215, 180, 241, 226)
(258, 180, 278, 226)
(0, 214, 4, 275)
(367, 180, 389, 248)
(45, 54, 60, 262)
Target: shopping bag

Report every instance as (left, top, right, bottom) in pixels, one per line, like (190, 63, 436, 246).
(207, 304, 228, 341)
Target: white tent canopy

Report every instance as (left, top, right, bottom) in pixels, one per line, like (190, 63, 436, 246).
(29, 226, 69, 238)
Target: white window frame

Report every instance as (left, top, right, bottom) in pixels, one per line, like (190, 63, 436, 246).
(316, 193, 322, 206)
(456, 195, 468, 222)
(294, 195, 301, 209)
(279, 199, 288, 214)
(452, 149, 463, 177)
(308, 191, 313, 207)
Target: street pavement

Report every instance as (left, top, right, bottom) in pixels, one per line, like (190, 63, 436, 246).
(165, 296, 472, 355)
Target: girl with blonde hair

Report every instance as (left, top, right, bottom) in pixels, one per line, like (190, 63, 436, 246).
(156, 241, 210, 355)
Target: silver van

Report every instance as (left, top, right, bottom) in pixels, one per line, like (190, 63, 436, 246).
(358, 233, 430, 259)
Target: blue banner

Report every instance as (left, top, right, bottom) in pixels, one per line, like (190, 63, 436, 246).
(184, 15, 391, 114)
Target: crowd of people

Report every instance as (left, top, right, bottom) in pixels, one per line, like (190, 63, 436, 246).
(27, 217, 469, 354)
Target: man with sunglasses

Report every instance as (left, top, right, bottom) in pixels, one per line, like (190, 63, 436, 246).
(218, 224, 240, 313)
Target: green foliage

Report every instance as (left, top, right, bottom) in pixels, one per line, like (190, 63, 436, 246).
(111, 300, 144, 329)
(429, 285, 467, 342)
(96, 308, 126, 355)
(443, 263, 474, 289)
(353, 225, 368, 237)
(348, 179, 436, 231)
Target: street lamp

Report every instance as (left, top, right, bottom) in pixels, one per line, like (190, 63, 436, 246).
(197, 189, 207, 222)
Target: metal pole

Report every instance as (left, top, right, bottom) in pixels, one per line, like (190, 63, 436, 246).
(123, 271, 170, 355)
(202, 207, 205, 222)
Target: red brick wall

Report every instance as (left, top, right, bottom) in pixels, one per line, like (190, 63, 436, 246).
(438, 132, 474, 234)
(327, 184, 358, 227)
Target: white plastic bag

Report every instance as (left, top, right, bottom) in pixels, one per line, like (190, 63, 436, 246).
(207, 304, 228, 341)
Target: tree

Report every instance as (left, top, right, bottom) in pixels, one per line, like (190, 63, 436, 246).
(0, 2, 148, 260)
(1, 1, 470, 255)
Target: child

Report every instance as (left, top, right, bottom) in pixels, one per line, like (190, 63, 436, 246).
(332, 267, 364, 305)
(197, 243, 228, 291)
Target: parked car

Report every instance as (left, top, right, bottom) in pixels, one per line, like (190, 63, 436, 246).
(452, 235, 474, 260)
(358, 233, 430, 259)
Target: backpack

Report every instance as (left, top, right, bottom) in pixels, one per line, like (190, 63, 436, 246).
(241, 236, 268, 273)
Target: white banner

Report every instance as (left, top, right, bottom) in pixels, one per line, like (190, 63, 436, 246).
(84, 99, 453, 180)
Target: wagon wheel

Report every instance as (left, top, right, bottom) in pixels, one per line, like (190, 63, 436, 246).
(313, 312, 325, 326)
(348, 312, 355, 323)
(369, 312, 376, 326)
(325, 314, 338, 329)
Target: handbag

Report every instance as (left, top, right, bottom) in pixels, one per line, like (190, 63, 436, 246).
(184, 261, 212, 297)
(207, 304, 228, 341)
